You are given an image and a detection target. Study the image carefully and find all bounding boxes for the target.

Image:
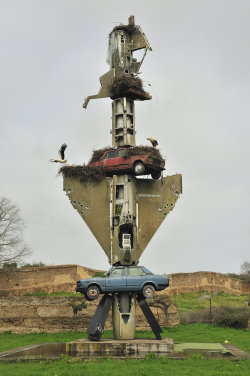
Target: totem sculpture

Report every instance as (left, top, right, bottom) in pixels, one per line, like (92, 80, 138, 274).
(60, 16, 182, 341)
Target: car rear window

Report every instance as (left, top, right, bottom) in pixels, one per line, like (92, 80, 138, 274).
(128, 267, 145, 276)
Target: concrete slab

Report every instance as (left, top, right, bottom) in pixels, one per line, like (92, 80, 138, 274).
(0, 341, 248, 361)
(66, 338, 174, 358)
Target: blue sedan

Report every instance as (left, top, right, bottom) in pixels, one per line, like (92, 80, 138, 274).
(76, 266, 169, 301)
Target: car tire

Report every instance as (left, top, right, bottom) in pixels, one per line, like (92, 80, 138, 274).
(142, 284, 155, 299)
(133, 162, 145, 175)
(151, 171, 161, 180)
(86, 285, 100, 301)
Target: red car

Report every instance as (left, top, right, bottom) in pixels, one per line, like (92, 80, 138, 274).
(88, 148, 165, 179)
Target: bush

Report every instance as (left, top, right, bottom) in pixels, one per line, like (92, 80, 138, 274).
(213, 306, 249, 329)
(21, 262, 45, 268)
(92, 272, 105, 278)
(181, 306, 249, 329)
(2, 262, 18, 269)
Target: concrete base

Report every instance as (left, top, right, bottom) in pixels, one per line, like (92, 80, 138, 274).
(1, 341, 249, 361)
(66, 338, 174, 358)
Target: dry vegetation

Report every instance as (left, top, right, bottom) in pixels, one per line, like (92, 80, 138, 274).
(125, 146, 163, 159)
(88, 147, 113, 163)
(59, 165, 106, 182)
(110, 75, 151, 100)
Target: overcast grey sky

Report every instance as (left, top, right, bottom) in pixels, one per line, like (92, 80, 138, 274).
(0, 0, 249, 274)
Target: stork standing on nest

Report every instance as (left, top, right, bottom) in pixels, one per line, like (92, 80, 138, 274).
(50, 143, 67, 163)
(147, 137, 158, 147)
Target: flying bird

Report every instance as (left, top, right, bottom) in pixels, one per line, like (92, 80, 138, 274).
(147, 137, 158, 147)
(50, 143, 67, 163)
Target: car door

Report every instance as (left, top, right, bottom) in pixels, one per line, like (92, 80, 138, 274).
(126, 267, 146, 290)
(102, 150, 116, 171)
(105, 267, 126, 291)
(114, 149, 130, 171)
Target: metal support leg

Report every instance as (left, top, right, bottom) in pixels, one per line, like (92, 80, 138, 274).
(137, 294, 162, 340)
(86, 294, 113, 341)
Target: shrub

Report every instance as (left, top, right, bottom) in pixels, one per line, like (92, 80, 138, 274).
(213, 306, 249, 329)
(2, 262, 18, 269)
(21, 262, 45, 268)
(181, 306, 249, 329)
(92, 272, 105, 278)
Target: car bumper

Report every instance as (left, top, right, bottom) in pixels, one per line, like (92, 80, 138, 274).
(76, 287, 86, 294)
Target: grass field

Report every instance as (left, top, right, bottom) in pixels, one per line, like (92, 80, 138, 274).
(171, 291, 249, 314)
(0, 357, 250, 376)
(0, 324, 249, 375)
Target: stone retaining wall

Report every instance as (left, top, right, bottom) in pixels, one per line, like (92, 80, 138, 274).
(0, 265, 101, 297)
(0, 296, 179, 334)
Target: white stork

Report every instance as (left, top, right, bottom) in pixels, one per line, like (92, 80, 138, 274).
(147, 137, 158, 147)
(50, 143, 67, 163)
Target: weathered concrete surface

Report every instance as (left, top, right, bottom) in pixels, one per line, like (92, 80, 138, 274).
(1, 342, 248, 361)
(66, 338, 173, 358)
(0, 295, 179, 333)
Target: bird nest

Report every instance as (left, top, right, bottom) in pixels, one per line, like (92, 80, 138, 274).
(110, 75, 151, 101)
(124, 146, 163, 159)
(89, 146, 114, 164)
(59, 165, 106, 183)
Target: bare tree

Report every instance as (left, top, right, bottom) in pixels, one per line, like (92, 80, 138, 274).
(240, 261, 250, 284)
(0, 197, 30, 267)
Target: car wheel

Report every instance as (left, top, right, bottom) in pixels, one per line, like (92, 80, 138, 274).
(151, 171, 161, 180)
(86, 285, 100, 301)
(142, 284, 155, 299)
(133, 162, 145, 175)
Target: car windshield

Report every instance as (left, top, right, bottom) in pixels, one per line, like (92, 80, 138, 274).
(103, 150, 116, 159)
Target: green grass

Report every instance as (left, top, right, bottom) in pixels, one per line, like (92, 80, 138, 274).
(171, 291, 249, 314)
(0, 358, 249, 376)
(0, 324, 249, 375)
(1, 324, 249, 353)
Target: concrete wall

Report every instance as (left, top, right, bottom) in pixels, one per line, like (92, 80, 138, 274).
(0, 296, 179, 334)
(0, 265, 248, 297)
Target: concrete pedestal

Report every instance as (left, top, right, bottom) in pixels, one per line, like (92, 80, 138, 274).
(112, 293, 136, 340)
(66, 338, 174, 358)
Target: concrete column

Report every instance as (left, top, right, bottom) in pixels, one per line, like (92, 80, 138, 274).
(112, 292, 136, 339)
(112, 98, 135, 147)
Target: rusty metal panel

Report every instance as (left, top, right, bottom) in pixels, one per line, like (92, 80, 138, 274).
(130, 26, 152, 51)
(63, 176, 111, 261)
(136, 174, 182, 258)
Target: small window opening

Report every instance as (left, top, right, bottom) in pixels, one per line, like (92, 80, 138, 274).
(116, 185, 124, 199)
(119, 223, 134, 249)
